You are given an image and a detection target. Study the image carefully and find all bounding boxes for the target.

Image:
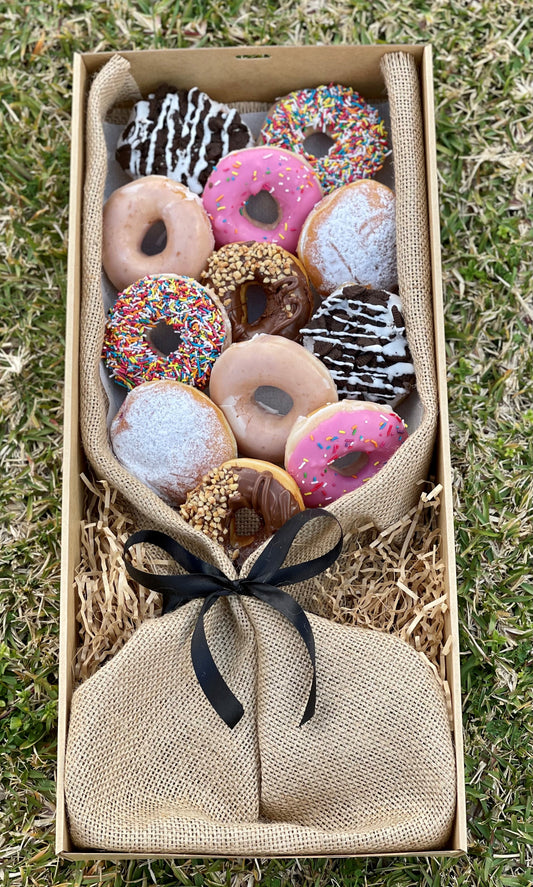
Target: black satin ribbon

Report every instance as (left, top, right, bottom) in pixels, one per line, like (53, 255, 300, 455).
(123, 509, 343, 729)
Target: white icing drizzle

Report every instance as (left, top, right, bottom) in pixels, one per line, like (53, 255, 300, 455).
(117, 87, 253, 194)
(301, 288, 415, 403)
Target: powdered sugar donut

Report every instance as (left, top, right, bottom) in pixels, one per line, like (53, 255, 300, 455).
(116, 84, 253, 194)
(260, 84, 389, 193)
(284, 401, 408, 507)
(202, 147, 323, 253)
(298, 180, 397, 296)
(110, 380, 237, 506)
(102, 176, 214, 292)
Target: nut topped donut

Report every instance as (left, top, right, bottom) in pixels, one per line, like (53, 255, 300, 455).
(116, 84, 253, 194)
(102, 176, 214, 292)
(260, 84, 389, 194)
(201, 241, 313, 342)
(180, 458, 304, 566)
(202, 146, 323, 253)
(102, 275, 231, 391)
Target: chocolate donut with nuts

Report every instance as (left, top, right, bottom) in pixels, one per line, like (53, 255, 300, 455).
(179, 458, 304, 566)
(201, 241, 314, 342)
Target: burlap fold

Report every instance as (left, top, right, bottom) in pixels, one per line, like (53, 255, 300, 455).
(79, 51, 438, 573)
(65, 593, 456, 854)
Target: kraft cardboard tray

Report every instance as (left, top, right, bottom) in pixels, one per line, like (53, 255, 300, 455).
(57, 44, 467, 860)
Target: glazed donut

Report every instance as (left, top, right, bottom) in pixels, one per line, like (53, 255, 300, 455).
(209, 334, 338, 464)
(284, 400, 408, 507)
(201, 241, 313, 342)
(300, 283, 415, 406)
(102, 275, 231, 391)
(116, 84, 253, 194)
(260, 84, 389, 193)
(298, 180, 397, 296)
(102, 176, 214, 291)
(202, 146, 322, 253)
(110, 379, 237, 506)
(180, 458, 304, 565)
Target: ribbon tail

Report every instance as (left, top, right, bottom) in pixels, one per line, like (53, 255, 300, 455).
(191, 594, 244, 730)
(250, 583, 317, 726)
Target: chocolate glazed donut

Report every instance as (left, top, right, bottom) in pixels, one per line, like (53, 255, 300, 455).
(180, 458, 304, 566)
(201, 241, 314, 342)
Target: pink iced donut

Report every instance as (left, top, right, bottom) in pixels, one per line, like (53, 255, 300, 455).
(202, 146, 323, 253)
(284, 401, 408, 507)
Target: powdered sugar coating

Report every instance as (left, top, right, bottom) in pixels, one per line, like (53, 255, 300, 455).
(298, 180, 397, 296)
(110, 380, 237, 506)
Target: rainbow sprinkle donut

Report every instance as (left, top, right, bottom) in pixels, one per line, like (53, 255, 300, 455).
(260, 84, 389, 193)
(102, 275, 230, 391)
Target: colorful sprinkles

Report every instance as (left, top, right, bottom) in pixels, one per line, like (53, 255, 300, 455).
(260, 84, 389, 193)
(102, 275, 227, 391)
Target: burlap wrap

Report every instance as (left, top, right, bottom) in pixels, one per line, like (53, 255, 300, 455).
(79, 51, 438, 581)
(68, 51, 454, 855)
(65, 593, 456, 854)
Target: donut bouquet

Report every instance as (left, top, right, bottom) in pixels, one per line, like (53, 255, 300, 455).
(99, 81, 418, 566)
(64, 52, 456, 859)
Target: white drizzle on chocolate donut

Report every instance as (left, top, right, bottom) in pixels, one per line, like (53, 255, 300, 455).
(300, 284, 415, 405)
(116, 85, 253, 194)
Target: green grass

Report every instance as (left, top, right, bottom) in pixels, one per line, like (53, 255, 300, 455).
(1, 0, 532, 885)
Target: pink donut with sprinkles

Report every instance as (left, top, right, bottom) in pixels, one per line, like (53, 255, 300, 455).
(260, 84, 389, 194)
(202, 146, 323, 253)
(284, 401, 408, 507)
(102, 275, 231, 391)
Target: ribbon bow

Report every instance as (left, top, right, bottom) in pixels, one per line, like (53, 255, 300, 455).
(124, 509, 343, 729)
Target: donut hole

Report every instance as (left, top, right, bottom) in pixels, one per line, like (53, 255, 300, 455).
(254, 385, 294, 416)
(234, 507, 263, 539)
(303, 131, 335, 159)
(141, 219, 168, 256)
(330, 450, 370, 477)
(243, 283, 268, 324)
(243, 190, 281, 229)
(147, 320, 182, 356)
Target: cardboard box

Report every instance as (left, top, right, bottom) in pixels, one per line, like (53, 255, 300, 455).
(57, 44, 467, 860)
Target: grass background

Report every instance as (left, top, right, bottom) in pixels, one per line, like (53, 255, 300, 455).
(1, 0, 532, 884)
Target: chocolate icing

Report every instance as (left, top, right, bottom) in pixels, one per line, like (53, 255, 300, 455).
(230, 467, 302, 539)
(301, 284, 416, 406)
(116, 85, 253, 194)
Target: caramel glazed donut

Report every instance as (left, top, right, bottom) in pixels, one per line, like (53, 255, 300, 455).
(201, 241, 314, 342)
(180, 458, 304, 565)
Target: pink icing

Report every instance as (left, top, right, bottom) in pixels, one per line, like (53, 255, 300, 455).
(285, 407, 408, 507)
(202, 146, 322, 253)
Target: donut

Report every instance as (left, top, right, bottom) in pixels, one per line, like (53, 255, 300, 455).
(209, 334, 338, 464)
(202, 146, 323, 253)
(260, 84, 389, 193)
(300, 283, 415, 406)
(297, 180, 397, 296)
(102, 275, 231, 391)
(284, 401, 408, 507)
(102, 176, 214, 291)
(110, 379, 237, 506)
(200, 241, 313, 342)
(115, 84, 253, 194)
(180, 458, 304, 565)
